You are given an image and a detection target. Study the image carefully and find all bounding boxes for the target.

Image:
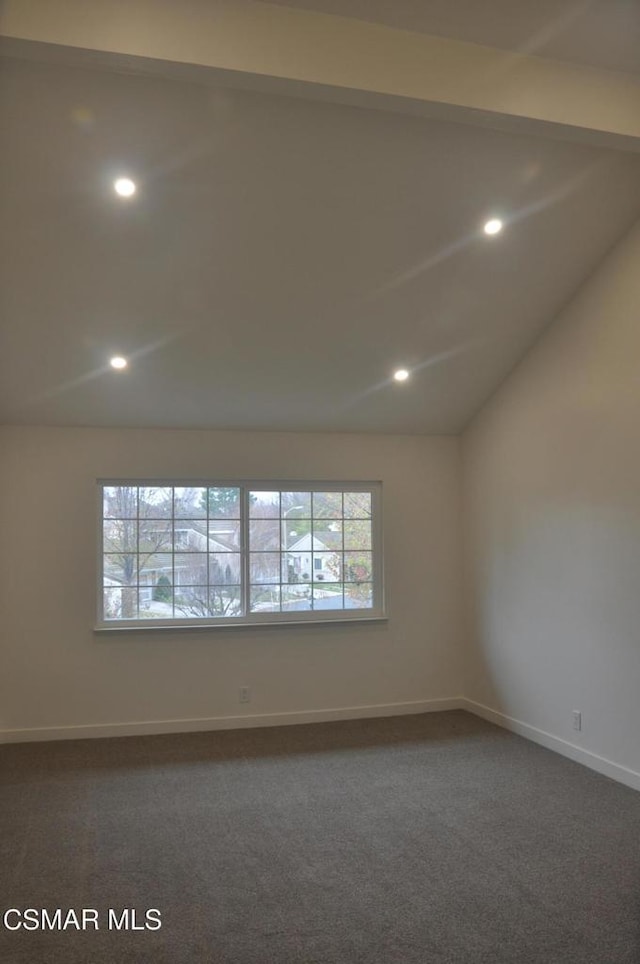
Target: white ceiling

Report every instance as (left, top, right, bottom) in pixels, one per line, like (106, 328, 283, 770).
(264, 0, 640, 75)
(1, 50, 640, 434)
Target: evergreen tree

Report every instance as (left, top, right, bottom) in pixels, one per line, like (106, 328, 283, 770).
(200, 487, 240, 517)
(153, 573, 173, 603)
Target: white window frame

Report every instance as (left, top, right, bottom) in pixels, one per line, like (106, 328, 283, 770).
(96, 480, 385, 631)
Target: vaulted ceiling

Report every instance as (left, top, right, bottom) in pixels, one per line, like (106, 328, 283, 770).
(1, 0, 639, 434)
(266, 0, 640, 74)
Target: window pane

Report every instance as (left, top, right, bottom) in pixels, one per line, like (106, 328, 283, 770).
(103, 486, 138, 518)
(206, 487, 241, 519)
(343, 520, 371, 550)
(313, 584, 344, 610)
(209, 552, 241, 585)
(103, 585, 138, 619)
(139, 520, 172, 552)
(343, 551, 372, 583)
(312, 492, 342, 519)
(281, 492, 311, 518)
(139, 487, 173, 518)
(209, 585, 242, 617)
(174, 487, 207, 518)
(103, 552, 137, 585)
(250, 519, 281, 551)
(250, 491, 280, 517)
(281, 586, 312, 611)
(283, 522, 311, 549)
(146, 565, 174, 609)
(344, 492, 371, 518)
(311, 522, 341, 582)
(282, 553, 297, 582)
(208, 519, 240, 550)
(250, 552, 280, 584)
(103, 587, 123, 619)
(103, 519, 137, 554)
(173, 521, 207, 551)
(174, 586, 210, 617)
(174, 553, 207, 586)
(139, 588, 173, 618)
(312, 520, 342, 547)
(250, 585, 281, 613)
(283, 551, 311, 583)
(345, 583, 373, 608)
(139, 553, 173, 586)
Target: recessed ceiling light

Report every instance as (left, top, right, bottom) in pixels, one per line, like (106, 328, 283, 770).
(110, 356, 128, 370)
(393, 369, 409, 382)
(114, 178, 136, 198)
(483, 218, 503, 236)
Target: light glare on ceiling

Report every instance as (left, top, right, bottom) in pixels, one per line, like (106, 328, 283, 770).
(483, 218, 503, 236)
(114, 177, 136, 198)
(110, 356, 128, 370)
(393, 369, 409, 382)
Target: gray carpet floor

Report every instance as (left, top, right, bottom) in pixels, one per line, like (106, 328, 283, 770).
(1, 710, 639, 963)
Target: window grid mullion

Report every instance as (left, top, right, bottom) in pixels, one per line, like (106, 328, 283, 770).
(241, 485, 250, 618)
(136, 486, 140, 620)
(174, 489, 181, 618)
(341, 491, 345, 607)
(278, 490, 283, 613)
(206, 488, 210, 617)
(310, 492, 315, 611)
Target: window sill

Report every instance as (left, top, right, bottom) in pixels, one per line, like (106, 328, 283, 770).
(94, 614, 388, 634)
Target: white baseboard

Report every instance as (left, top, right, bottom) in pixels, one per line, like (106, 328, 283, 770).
(7, 698, 637, 794)
(0, 697, 463, 744)
(461, 698, 640, 793)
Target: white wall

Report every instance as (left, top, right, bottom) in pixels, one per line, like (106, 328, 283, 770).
(0, 427, 462, 739)
(462, 219, 640, 782)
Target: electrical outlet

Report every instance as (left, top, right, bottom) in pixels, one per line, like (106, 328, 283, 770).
(239, 686, 250, 704)
(572, 710, 582, 732)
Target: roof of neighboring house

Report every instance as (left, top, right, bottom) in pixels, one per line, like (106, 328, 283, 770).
(288, 533, 341, 553)
(103, 575, 123, 587)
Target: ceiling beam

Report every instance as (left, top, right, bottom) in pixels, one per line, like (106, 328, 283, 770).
(2, 0, 639, 151)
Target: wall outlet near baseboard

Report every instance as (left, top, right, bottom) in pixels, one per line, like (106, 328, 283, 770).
(572, 710, 582, 732)
(239, 686, 251, 704)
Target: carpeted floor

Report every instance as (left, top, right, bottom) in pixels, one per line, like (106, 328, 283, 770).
(1, 710, 639, 963)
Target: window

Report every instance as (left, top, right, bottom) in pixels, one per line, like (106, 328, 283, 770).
(98, 482, 383, 628)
